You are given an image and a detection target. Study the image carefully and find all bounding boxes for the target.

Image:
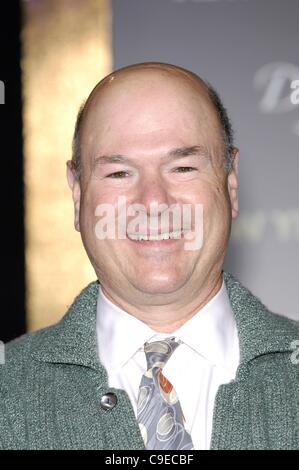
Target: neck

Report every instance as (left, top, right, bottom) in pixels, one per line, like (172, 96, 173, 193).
(100, 272, 223, 333)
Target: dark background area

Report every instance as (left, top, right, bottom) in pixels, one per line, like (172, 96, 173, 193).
(0, 1, 26, 342)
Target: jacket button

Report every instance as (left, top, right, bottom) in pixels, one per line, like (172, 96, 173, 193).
(100, 392, 118, 410)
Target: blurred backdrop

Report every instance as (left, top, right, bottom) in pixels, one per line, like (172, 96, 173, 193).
(1, 0, 298, 342)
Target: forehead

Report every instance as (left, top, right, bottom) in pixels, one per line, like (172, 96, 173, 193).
(80, 68, 222, 156)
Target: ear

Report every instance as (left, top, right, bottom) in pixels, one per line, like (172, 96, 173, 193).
(66, 160, 81, 232)
(227, 148, 239, 219)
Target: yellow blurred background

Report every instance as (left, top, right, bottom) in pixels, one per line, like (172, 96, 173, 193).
(22, 0, 112, 331)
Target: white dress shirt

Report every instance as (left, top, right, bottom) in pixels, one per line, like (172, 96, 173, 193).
(96, 278, 240, 450)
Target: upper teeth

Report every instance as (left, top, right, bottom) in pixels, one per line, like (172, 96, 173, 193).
(128, 230, 183, 241)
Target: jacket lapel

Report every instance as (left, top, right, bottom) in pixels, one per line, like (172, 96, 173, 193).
(31, 279, 101, 370)
(30, 280, 145, 449)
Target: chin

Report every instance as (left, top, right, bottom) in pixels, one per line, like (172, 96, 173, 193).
(131, 273, 187, 296)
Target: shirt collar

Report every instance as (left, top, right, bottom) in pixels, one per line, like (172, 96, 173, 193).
(96, 286, 157, 372)
(96, 277, 239, 372)
(173, 279, 239, 370)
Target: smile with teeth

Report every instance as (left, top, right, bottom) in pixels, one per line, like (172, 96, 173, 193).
(127, 230, 184, 241)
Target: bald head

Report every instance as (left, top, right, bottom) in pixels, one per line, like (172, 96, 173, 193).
(71, 62, 234, 180)
(85, 62, 210, 104)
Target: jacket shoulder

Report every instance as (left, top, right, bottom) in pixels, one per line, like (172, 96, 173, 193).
(0, 326, 53, 394)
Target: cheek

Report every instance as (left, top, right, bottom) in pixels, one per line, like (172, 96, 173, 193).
(79, 189, 125, 250)
(200, 183, 231, 229)
(79, 190, 102, 240)
(193, 175, 226, 206)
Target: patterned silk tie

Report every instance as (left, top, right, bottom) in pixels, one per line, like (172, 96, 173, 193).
(137, 337, 194, 450)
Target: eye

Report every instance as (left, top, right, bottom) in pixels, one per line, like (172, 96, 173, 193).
(106, 171, 129, 178)
(173, 167, 197, 173)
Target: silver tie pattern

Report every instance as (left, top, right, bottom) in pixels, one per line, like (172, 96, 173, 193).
(137, 337, 194, 450)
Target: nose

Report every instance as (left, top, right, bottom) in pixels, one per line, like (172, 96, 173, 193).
(135, 172, 175, 214)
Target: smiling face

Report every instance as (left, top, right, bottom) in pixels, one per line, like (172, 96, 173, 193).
(67, 65, 239, 308)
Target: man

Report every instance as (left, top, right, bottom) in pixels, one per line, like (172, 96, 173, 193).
(1, 63, 298, 450)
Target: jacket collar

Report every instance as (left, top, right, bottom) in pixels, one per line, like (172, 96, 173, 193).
(31, 272, 298, 369)
(31, 280, 101, 370)
(223, 271, 298, 364)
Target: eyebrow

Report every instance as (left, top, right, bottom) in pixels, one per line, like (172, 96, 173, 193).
(92, 145, 210, 167)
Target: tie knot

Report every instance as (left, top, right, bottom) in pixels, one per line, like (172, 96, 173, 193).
(144, 336, 181, 371)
